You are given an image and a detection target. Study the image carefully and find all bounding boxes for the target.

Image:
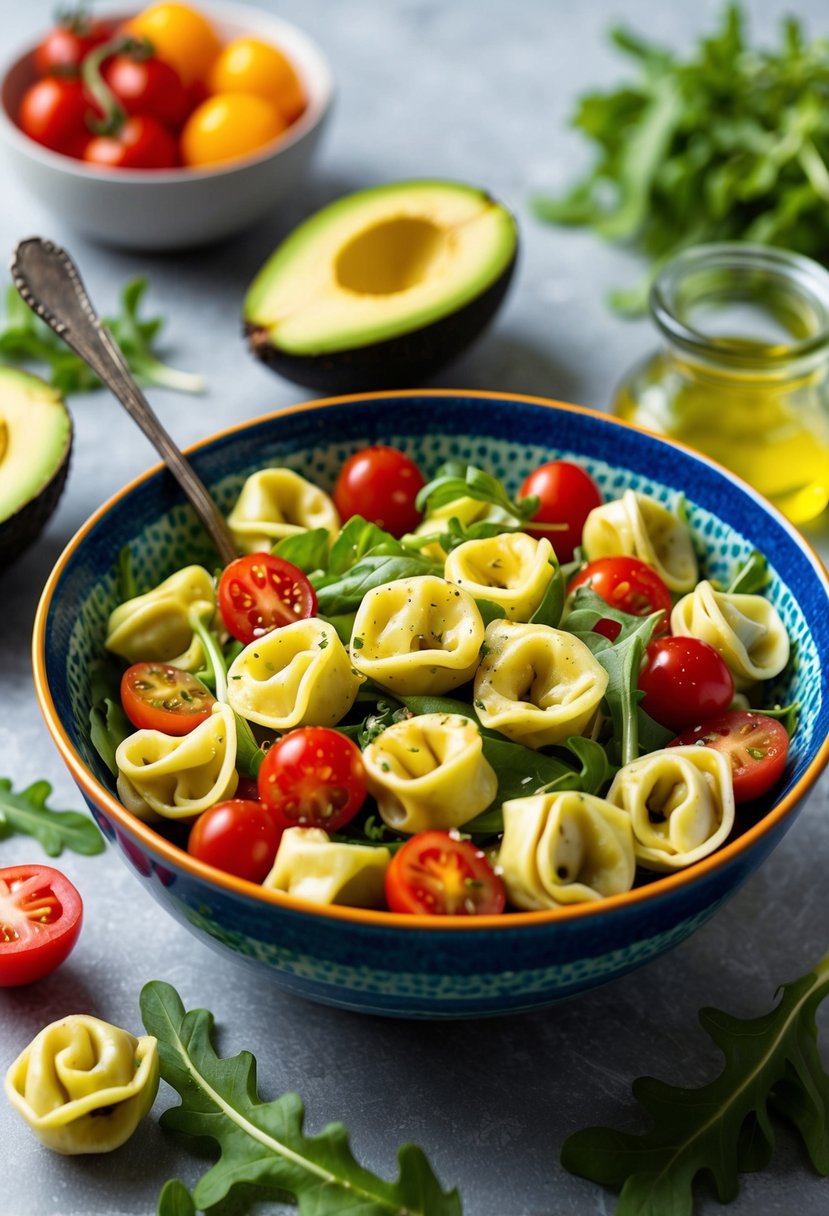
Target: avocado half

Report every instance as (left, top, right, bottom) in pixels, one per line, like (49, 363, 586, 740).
(243, 180, 519, 391)
(0, 367, 72, 569)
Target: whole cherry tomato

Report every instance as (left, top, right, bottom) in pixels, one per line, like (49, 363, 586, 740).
(188, 800, 282, 883)
(83, 114, 178, 169)
(18, 77, 90, 155)
(208, 36, 306, 122)
(333, 446, 426, 537)
(638, 636, 735, 730)
(34, 15, 115, 77)
(180, 92, 286, 167)
(0, 865, 83, 987)
(568, 555, 672, 641)
(102, 51, 189, 129)
(218, 553, 317, 646)
(670, 710, 790, 804)
(123, 2, 222, 88)
(257, 727, 367, 833)
(519, 461, 603, 563)
(385, 831, 506, 916)
(120, 662, 215, 735)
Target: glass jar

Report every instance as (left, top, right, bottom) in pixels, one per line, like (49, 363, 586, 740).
(613, 243, 829, 524)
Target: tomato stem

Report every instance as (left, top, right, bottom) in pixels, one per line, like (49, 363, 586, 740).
(81, 35, 152, 136)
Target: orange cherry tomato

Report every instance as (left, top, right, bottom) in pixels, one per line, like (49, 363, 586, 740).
(123, 2, 221, 88)
(180, 92, 287, 168)
(207, 37, 306, 122)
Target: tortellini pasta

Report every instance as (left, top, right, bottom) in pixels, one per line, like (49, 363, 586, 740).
(115, 703, 239, 821)
(497, 790, 636, 908)
(263, 827, 389, 907)
(670, 579, 790, 690)
(473, 619, 608, 748)
(350, 575, 485, 695)
(105, 564, 215, 671)
(363, 713, 497, 833)
(227, 467, 340, 554)
(443, 532, 556, 621)
(409, 495, 521, 558)
(5, 1016, 158, 1155)
(582, 489, 698, 593)
(606, 745, 735, 870)
(227, 618, 362, 730)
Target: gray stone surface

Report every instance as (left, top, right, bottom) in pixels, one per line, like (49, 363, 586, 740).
(1, 1, 828, 1213)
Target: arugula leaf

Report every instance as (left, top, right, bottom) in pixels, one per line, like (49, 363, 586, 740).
(314, 553, 441, 617)
(187, 609, 262, 779)
(272, 527, 330, 574)
(0, 777, 104, 856)
(416, 461, 537, 524)
(561, 950, 829, 1214)
(157, 1180, 196, 1216)
(140, 981, 463, 1216)
(89, 658, 132, 777)
(725, 549, 770, 595)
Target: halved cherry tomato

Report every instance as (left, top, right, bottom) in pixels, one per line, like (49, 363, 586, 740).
(519, 460, 603, 563)
(257, 727, 366, 833)
(568, 555, 672, 641)
(0, 865, 83, 987)
(121, 662, 215, 734)
(385, 831, 506, 916)
(102, 51, 189, 129)
(83, 114, 178, 169)
(671, 710, 790, 803)
(34, 15, 115, 77)
(123, 2, 222, 89)
(638, 636, 735, 730)
(218, 553, 317, 645)
(18, 77, 90, 155)
(188, 800, 282, 883)
(333, 446, 426, 537)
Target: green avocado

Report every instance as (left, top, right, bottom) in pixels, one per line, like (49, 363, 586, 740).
(0, 367, 72, 569)
(243, 180, 518, 391)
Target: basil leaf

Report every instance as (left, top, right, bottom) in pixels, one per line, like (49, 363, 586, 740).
(272, 528, 330, 574)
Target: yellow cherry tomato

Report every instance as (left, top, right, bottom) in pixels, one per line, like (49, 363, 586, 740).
(124, 3, 222, 88)
(207, 36, 306, 123)
(181, 93, 287, 167)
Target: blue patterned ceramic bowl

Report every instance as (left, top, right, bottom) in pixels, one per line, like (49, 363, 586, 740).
(33, 391, 829, 1018)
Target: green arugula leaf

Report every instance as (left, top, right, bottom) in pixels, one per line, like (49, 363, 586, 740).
(187, 609, 262, 779)
(725, 549, 770, 595)
(88, 658, 132, 777)
(314, 552, 441, 617)
(528, 564, 565, 629)
(0, 777, 104, 856)
(416, 461, 537, 524)
(157, 1180, 196, 1216)
(140, 981, 463, 1216)
(272, 527, 330, 574)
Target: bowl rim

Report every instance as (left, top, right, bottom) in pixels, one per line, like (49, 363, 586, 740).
(32, 388, 829, 932)
(0, 0, 334, 183)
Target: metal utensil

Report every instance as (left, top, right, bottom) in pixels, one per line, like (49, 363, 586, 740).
(10, 236, 238, 567)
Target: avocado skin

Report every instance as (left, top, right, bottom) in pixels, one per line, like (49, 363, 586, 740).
(0, 432, 72, 571)
(246, 252, 517, 392)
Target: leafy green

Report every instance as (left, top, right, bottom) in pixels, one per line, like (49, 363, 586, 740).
(416, 461, 537, 526)
(273, 527, 330, 574)
(88, 658, 132, 777)
(533, 5, 829, 312)
(0, 777, 104, 856)
(157, 1180, 196, 1216)
(141, 981, 462, 1216)
(561, 950, 829, 1214)
(187, 609, 262, 779)
(725, 549, 770, 595)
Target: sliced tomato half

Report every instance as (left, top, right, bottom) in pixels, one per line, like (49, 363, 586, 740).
(670, 709, 790, 803)
(0, 865, 83, 987)
(385, 831, 506, 916)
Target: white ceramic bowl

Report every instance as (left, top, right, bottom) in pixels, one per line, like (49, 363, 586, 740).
(0, 3, 333, 250)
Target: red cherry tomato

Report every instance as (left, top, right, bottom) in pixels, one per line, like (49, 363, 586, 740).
(519, 460, 603, 563)
(34, 16, 115, 76)
(670, 710, 790, 803)
(257, 727, 367, 833)
(18, 77, 90, 155)
(568, 555, 672, 641)
(0, 865, 83, 987)
(218, 553, 317, 645)
(385, 831, 506, 916)
(83, 114, 179, 169)
(102, 53, 190, 129)
(120, 662, 216, 734)
(188, 800, 282, 883)
(333, 446, 426, 537)
(638, 636, 735, 730)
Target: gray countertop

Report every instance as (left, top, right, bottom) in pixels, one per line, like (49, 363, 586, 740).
(2, 2, 829, 1214)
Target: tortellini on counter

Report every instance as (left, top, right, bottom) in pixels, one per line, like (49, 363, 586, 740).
(350, 575, 485, 695)
(473, 619, 608, 748)
(670, 579, 790, 690)
(443, 532, 556, 621)
(363, 712, 497, 833)
(606, 745, 735, 870)
(5, 1015, 158, 1155)
(263, 827, 389, 907)
(105, 564, 215, 671)
(582, 489, 698, 593)
(227, 618, 362, 730)
(115, 703, 239, 821)
(227, 467, 340, 554)
(497, 790, 636, 909)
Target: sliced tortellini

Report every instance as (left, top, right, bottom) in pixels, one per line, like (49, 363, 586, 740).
(5, 1016, 159, 1155)
(443, 532, 556, 621)
(263, 827, 389, 907)
(473, 619, 608, 748)
(350, 575, 485, 695)
(227, 467, 340, 554)
(115, 702, 239, 821)
(582, 489, 698, 593)
(497, 790, 636, 908)
(105, 564, 215, 671)
(363, 712, 497, 833)
(670, 579, 790, 690)
(227, 618, 362, 730)
(606, 744, 735, 870)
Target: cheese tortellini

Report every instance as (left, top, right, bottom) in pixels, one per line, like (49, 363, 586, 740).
(227, 618, 362, 730)
(350, 575, 485, 695)
(105, 564, 215, 671)
(473, 619, 608, 748)
(443, 533, 556, 621)
(5, 1016, 158, 1155)
(606, 745, 735, 870)
(227, 467, 340, 554)
(582, 489, 698, 593)
(497, 791, 636, 908)
(363, 713, 497, 833)
(670, 579, 790, 690)
(263, 827, 389, 907)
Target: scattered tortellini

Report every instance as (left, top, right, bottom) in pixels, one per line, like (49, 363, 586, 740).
(582, 489, 698, 593)
(105, 565, 215, 671)
(263, 827, 390, 907)
(443, 532, 556, 621)
(670, 579, 790, 690)
(5, 1015, 158, 1155)
(227, 467, 340, 554)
